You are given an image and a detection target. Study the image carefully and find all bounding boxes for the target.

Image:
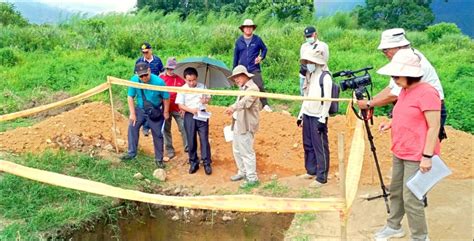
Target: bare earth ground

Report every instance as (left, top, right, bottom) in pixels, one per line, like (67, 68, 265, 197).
(0, 102, 472, 239)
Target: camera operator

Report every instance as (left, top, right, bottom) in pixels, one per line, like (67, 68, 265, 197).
(297, 48, 333, 188)
(373, 49, 441, 241)
(357, 28, 447, 141)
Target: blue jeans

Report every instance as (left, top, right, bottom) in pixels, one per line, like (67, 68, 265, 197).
(127, 107, 164, 161)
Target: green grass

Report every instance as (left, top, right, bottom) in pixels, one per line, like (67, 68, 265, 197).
(262, 180, 290, 196)
(0, 150, 162, 240)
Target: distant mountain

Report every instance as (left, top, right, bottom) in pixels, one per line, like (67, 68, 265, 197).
(314, 0, 473, 37)
(431, 0, 473, 37)
(6, 1, 81, 24)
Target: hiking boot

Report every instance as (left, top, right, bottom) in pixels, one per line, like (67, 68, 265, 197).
(374, 225, 405, 240)
(309, 180, 325, 188)
(230, 174, 245, 182)
(262, 105, 273, 112)
(143, 128, 150, 137)
(239, 180, 260, 189)
(204, 165, 212, 175)
(120, 154, 136, 161)
(155, 160, 166, 169)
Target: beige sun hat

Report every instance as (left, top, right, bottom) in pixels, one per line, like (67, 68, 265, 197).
(377, 49, 424, 77)
(228, 65, 254, 79)
(239, 19, 257, 31)
(300, 48, 327, 65)
(377, 28, 411, 50)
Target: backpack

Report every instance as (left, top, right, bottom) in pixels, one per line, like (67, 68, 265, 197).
(319, 71, 340, 115)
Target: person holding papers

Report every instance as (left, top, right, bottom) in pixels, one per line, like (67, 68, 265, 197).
(374, 49, 441, 241)
(175, 67, 212, 175)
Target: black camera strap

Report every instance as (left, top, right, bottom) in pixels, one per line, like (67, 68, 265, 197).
(139, 88, 153, 110)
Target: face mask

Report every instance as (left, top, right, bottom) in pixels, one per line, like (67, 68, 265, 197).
(305, 37, 315, 43)
(307, 64, 316, 73)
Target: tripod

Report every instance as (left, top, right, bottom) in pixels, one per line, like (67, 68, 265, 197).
(354, 87, 391, 214)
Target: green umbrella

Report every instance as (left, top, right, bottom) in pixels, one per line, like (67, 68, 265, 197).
(175, 57, 234, 88)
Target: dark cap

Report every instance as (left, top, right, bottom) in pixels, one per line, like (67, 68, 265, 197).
(304, 26, 316, 37)
(140, 42, 152, 52)
(135, 62, 150, 76)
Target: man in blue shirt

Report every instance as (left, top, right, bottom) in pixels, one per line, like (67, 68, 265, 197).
(233, 19, 272, 112)
(135, 42, 164, 76)
(135, 42, 165, 137)
(121, 62, 170, 169)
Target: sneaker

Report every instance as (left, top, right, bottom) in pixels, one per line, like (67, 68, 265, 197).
(309, 180, 325, 188)
(410, 237, 430, 241)
(143, 128, 150, 137)
(120, 154, 135, 161)
(374, 225, 405, 240)
(163, 154, 175, 162)
(262, 105, 273, 112)
(239, 180, 260, 189)
(230, 174, 246, 182)
(298, 173, 316, 179)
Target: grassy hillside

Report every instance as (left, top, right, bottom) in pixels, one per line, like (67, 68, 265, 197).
(1, 10, 473, 132)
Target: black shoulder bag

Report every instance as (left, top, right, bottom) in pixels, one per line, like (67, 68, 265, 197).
(140, 88, 162, 121)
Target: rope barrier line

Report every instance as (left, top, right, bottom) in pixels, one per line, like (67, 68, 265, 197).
(0, 77, 354, 123)
(0, 160, 345, 213)
(108, 76, 354, 102)
(0, 83, 110, 122)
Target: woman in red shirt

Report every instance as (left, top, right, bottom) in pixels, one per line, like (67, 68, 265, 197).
(374, 49, 441, 241)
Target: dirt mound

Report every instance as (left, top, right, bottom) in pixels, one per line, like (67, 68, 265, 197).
(0, 102, 472, 187)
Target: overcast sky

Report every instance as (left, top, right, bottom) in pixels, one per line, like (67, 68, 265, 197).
(6, 0, 137, 14)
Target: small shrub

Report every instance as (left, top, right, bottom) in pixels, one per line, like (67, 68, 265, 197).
(0, 47, 20, 66)
(426, 22, 462, 42)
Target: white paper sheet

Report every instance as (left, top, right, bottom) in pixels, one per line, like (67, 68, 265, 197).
(406, 155, 452, 200)
(223, 125, 233, 142)
(193, 110, 211, 122)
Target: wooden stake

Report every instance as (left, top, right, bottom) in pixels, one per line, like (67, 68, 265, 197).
(338, 133, 347, 240)
(107, 77, 119, 153)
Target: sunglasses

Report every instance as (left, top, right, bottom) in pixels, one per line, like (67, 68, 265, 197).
(142, 50, 150, 54)
(391, 76, 400, 80)
(139, 74, 149, 78)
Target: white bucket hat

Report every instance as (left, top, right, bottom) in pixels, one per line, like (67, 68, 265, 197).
(228, 65, 254, 79)
(239, 19, 257, 31)
(300, 48, 327, 65)
(377, 28, 411, 50)
(377, 49, 424, 77)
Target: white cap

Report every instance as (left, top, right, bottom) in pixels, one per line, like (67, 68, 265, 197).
(377, 28, 411, 50)
(377, 49, 424, 77)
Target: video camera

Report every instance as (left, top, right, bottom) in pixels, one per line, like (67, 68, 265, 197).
(334, 67, 373, 99)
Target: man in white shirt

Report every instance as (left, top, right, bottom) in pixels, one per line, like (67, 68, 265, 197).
(298, 48, 333, 188)
(175, 67, 212, 175)
(299, 26, 330, 96)
(357, 28, 447, 141)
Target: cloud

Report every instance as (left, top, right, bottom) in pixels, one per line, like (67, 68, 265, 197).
(34, 0, 136, 14)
